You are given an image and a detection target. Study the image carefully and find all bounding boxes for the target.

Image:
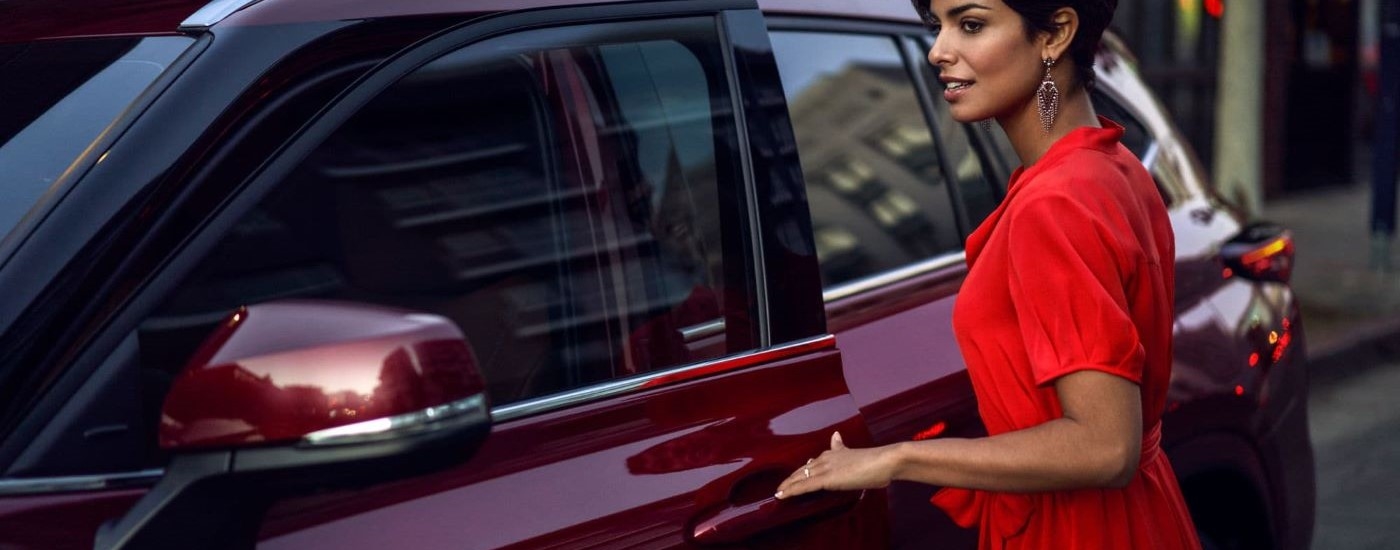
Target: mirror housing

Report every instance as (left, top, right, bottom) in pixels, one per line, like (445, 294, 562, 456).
(97, 300, 491, 550)
(1222, 223, 1295, 283)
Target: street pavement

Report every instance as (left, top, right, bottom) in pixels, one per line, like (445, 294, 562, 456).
(1310, 358, 1400, 550)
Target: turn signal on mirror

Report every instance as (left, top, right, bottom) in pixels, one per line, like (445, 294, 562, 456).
(1221, 224, 1294, 283)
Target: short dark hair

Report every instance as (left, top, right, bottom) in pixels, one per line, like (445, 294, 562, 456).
(912, 0, 1117, 90)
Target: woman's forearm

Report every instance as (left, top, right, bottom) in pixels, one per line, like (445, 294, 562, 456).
(889, 416, 1139, 492)
(775, 371, 1144, 499)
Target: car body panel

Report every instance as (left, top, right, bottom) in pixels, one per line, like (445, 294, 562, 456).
(0, 0, 1314, 548)
(0, 0, 205, 44)
(254, 343, 885, 548)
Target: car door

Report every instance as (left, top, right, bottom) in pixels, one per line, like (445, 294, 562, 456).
(767, 19, 1009, 550)
(0, 4, 886, 549)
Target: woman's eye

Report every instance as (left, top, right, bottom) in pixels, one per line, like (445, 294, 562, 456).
(961, 20, 984, 33)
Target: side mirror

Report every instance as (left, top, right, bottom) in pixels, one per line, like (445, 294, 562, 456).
(1221, 223, 1294, 283)
(96, 300, 491, 550)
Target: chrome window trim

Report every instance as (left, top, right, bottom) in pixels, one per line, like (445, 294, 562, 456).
(821, 250, 966, 303)
(179, 0, 263, 30)
(302, 394, 488, 447)
(490, 334, 832, 423)
(0, 468, 163, 496)
(1141, 141, 1161, 169)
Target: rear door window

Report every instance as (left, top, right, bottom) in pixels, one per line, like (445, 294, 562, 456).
(0, 37, 192, 240)
(770, 31, 962, 289)
(1090, 91, 1152, 158)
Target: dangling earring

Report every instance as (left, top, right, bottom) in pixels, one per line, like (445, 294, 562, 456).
(1036, 58, 1059, 135)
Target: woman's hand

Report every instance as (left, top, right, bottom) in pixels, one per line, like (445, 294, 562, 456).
(774, 432, 899, 499)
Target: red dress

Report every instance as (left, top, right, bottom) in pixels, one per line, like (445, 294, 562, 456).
(931, 117, 1202, 549)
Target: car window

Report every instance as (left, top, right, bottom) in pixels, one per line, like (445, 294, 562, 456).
(137, 19, 756, 408)
(770, 31, 961, 290)
(1090, 91, 1152, 158)
(0, 36, 192, 242)
(1148, 146, 1190, 207)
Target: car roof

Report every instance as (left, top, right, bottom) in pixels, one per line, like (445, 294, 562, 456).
(0, 0, 922, 44)
(760, 0, 920, 23)
(0, 0, 206, 44)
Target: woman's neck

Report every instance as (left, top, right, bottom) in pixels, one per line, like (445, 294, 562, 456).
(997, 85, 1100, 168)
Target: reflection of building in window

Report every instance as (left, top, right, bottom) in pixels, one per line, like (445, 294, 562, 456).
(822, 158, 880, 202)
(868, 189, 919, 229)
(871, 124, 939, 180)
(813, 225, 862, 276)
(786, 64, 961, 287)
(144, 33, 748, 410)
(875, 124, 932, 156)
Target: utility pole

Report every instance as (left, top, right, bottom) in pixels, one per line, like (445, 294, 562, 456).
(1214, 0, 1264, 219)
(1374, 0, 1400, 271)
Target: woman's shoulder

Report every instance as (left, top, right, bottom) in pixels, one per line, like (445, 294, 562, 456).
(1017, 146, 1146, 210)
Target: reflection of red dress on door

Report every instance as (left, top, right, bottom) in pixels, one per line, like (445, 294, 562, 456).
(931, 118, 1201, 549)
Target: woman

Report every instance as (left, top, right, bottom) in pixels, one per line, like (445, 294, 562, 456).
(773, 0, 1202, 548)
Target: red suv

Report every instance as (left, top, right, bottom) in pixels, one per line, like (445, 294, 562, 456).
(0, 0, 1313, 548)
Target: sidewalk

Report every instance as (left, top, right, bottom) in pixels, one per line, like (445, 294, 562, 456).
(1261, 181, 1400, 382)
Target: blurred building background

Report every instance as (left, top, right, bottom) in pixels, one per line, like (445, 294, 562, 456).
(1119, 3, 1400, 547)
(1109, 0, 1382, 204)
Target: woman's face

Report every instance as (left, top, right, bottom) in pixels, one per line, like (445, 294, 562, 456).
(924, 0, 1046, 123)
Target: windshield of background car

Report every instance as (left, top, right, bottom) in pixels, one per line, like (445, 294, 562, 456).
(0, 36, 192, 241)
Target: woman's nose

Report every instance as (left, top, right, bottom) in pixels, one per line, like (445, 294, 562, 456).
(927, 36, 953, 67)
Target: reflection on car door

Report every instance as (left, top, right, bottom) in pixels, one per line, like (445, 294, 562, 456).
(172, 12, 892, 548)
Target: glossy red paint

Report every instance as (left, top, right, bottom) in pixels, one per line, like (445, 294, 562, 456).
(912, 421, 947, 441)
(757, 0, 919, 23)
(639, 334, 834, 389)
(825, 264, 978, 445)
(255, 347, 886, 548)
(217, 0, 923, 28)
(160, 300, 485, 450)
(824, 263, 982, 549)
(0, 0, 1315, 546)
(0, 489, 145, 549)
(0, 0, 205, 44)
(691, 490, 864, 544)
(222, 0, 599, 26)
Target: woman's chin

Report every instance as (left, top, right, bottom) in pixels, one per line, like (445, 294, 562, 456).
(946, 106, 988, 125)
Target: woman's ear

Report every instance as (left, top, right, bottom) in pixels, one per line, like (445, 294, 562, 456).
(1041, 7, 1079, 61)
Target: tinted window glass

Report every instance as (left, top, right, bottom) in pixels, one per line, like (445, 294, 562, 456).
(0, 37, 191, 240)
(1090, 92, 1152, 158)
(771, 31, 961, 289)
(141, 20, 755, 407)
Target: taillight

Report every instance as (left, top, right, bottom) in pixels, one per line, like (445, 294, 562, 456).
(1221, 223, 1294, 283)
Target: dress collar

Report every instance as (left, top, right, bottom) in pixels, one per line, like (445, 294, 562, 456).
(964, 116, 1125, 266)
(1005, 115, 1124, 194)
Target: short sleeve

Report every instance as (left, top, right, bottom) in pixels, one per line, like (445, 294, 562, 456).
(1006, 192, 1145, 386)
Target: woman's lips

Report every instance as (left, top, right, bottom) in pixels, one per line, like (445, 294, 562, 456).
(943, 81, 973, 102)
